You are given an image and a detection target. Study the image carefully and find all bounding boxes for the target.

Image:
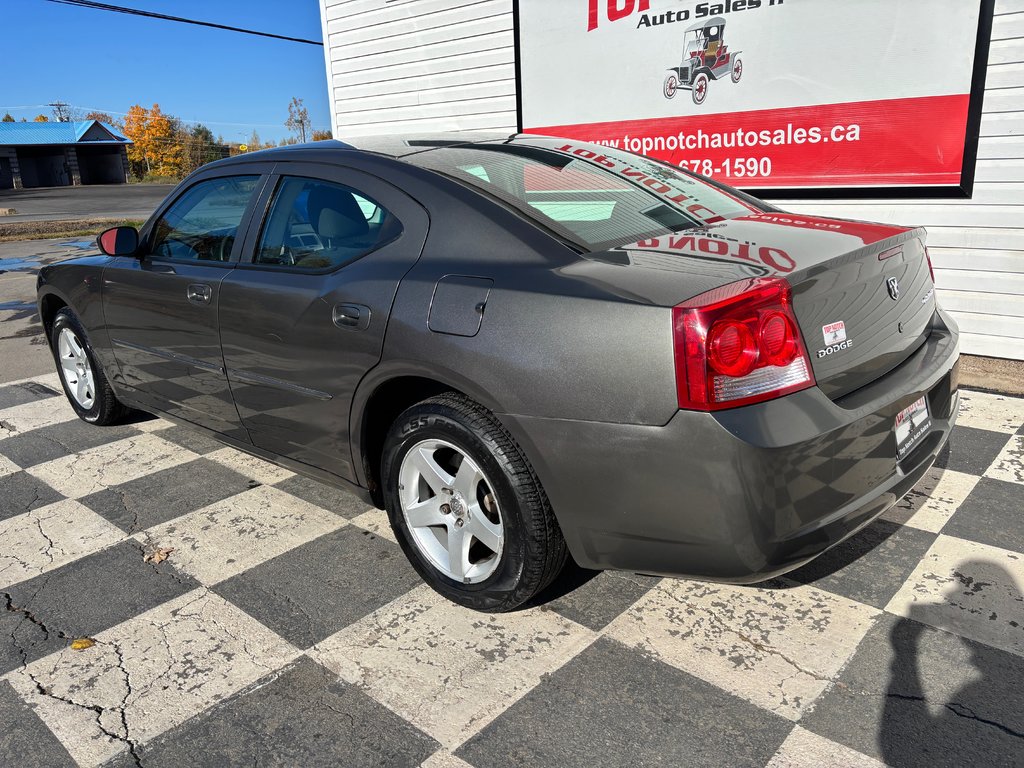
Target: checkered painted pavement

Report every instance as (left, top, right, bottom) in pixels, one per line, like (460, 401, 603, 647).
(1, 373, 1022, 768)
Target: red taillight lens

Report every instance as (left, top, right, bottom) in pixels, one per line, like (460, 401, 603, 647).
(759, 311, 798, 366)
(924, 246, 936, 283)
(672, 277, 816, 411)
(708, 320, 757, 377)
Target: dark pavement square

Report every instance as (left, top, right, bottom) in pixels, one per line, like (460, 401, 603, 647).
(272, 475, 371, 518)
(785, 518, 938, 608)
(457, 636, 793, 768)
(934, 426, 1012, 476)
(80, 457, 258, 533)
(0, 540, 199, 674)
(801, 613, 1024, 767)
(944, 477, 1024, 553)
(110, 656, 439, 768)
(213, 526, 421, 649)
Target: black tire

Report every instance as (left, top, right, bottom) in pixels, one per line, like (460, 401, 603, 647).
(50, 308, 127, 426)
(381, 392, 568, 612)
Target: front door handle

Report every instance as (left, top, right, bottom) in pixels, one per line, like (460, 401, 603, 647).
(187, 284, 212, 305)
(333, 303, 371, 331)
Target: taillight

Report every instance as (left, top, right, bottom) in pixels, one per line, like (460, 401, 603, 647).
(924, 246, 936, 283)
(672, 277, 815, 411)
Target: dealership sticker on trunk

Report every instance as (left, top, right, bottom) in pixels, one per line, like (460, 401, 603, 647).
(817, 321, 853, 358)
(895, 396, 931, 461)
(822, 321, 847, 345)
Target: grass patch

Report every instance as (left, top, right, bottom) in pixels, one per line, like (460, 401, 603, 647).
(0, 218, 145, 243)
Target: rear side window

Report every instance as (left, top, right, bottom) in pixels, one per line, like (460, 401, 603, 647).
(151, 176, 260, 262)
(410, 143, 759, 252)
(254, 176, 402, 272)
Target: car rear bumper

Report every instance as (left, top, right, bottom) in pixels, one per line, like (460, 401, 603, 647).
(499, 309, 960, 582)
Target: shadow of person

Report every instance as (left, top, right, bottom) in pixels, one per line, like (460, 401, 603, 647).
(879, 560, 1024, 767)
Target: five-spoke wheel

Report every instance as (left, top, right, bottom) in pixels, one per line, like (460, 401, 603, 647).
(50, 307, 126, 425)
(399, 438, 504, 584)
(57, 327, 95, 410)
(383, 393, 567, 612)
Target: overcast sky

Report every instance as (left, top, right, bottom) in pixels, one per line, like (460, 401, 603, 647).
(3, 0, 331, 142)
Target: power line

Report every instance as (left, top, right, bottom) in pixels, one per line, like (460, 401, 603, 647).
(42, 0, 324, 46)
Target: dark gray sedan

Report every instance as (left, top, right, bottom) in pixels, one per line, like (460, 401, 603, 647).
(36, 134, 959, 611)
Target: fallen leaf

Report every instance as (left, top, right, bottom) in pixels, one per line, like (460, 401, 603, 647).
(144, 547, 175, 564)
(70, 638, 96, 651)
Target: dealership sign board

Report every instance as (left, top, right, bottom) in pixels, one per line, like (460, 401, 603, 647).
(516, 0, 993, 195)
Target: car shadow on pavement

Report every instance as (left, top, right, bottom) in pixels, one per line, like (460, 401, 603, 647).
(525, 560, 602, 607)
(877, 561, 1024, 767)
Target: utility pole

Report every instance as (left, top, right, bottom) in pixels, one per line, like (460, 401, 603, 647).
(48, 101, 72, 122)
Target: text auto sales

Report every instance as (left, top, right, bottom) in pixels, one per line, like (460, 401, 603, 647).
(587, 0, 785, 32)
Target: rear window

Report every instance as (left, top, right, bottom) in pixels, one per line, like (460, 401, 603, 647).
(407, 141, 760, 252)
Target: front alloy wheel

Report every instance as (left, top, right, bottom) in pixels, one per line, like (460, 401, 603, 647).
(51, 307, 126, 425)
(57, 327, 95, 410)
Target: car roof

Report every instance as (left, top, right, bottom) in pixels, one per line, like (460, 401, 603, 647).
(206, 132, 520, 167)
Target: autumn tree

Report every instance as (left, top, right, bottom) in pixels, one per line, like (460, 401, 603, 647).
(311, 129, 332, 141)
(33, 114, 49, 122)
(1, 113, 14, 122)
(122, 103, 183, 178)
(285, 97, 310, 143)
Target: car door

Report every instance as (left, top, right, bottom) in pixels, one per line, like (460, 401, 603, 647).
(102, 170, 267, 440)
(218, 161, 429, 481)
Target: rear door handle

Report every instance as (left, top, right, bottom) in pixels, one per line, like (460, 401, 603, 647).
(333, 303, 370, 331)
(187, 284, 212, 305)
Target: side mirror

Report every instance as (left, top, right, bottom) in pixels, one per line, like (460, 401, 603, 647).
(97, 226, 139, 257)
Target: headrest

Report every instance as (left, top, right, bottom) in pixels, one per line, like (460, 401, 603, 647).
(307, 185, 369, 241)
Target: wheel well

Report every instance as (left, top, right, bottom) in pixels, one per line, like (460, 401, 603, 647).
(360, 376, 458, 507)
(38, 295, 67, 341)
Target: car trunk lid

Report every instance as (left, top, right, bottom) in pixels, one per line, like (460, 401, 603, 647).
(749, 214, 935, 399)
(575, 211, 935, 400)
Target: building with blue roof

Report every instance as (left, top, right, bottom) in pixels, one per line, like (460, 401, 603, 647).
(0, 120, 132, 189)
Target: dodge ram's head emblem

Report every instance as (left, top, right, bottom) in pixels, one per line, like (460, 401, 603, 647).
(886, 277, 900, 301)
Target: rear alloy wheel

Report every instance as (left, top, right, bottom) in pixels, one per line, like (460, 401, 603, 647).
(382, 393, 568, 612)
(399, 438, 504, 584)
(51, 308, 126, 425)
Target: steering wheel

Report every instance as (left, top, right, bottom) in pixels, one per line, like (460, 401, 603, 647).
(215, 235, 234, 262)
(158, 237, 201, 261)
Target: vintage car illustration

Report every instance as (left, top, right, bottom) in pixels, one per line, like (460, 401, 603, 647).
(663, 17, 743, 105)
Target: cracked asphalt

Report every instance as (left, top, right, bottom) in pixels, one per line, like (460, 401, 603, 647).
(2, 238, 1024, 766)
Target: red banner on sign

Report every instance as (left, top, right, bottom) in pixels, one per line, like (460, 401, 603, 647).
(525, 94, 970, 189)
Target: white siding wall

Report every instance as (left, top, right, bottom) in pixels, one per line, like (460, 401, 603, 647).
(322, 0, 517, 136)
(321, 0, 1024, 360)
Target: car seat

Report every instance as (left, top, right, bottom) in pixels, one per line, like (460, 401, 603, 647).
(302, 186, 374, 268)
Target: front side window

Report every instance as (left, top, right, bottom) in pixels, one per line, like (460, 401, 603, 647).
(254, 176, 402, 271)
(151, 175, 260, 262)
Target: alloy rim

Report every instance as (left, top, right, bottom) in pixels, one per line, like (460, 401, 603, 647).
(398, 438, 504, 584)
(58, 328, 95, 409)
